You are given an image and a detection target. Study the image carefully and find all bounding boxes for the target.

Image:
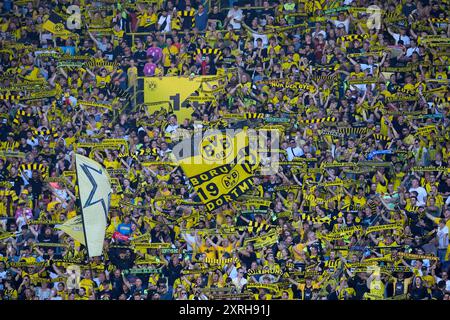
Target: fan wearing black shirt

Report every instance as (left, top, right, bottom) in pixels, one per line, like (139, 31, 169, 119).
(79, 40, 96, 56)
(221, 47, 236, 69)
(209, 5, 225, 28)
(347, 272, 370, 300)
(259, 1, 275, 26)
(238, 242, 257, 269)
(409, 276, 430, 300)
(133, 40, 147, 77)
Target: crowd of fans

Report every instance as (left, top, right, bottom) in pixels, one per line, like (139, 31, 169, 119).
(0, 0, 449, 300)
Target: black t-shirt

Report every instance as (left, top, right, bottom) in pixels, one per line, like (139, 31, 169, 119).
(9, 175, 24, 196)
(392, 119, 408, 135)
(438, 180, 450, 193)
(209, 11, 225, 22)
(303, 285, 314, 300)
(348, 276, 368, 299)
(38, 233, 59, 243)
(0, 124, 11, 141)
(327, 291, 338, 300)
(133, 50, 147, 75)
(28, 178, 43, 198)
(79, 47, 96, 56)
(18, 143, 32, 153)
(394, 278, 407, 296)
(222, 54, 236, 68)
(238, 251, 257, 269)
(431, 288, 444, 300)
(260, 8, 275, 20)
(410, 286, 429, 300)
(262, 180, 280, 193)
(113, 46, 125, 60)
(163, 262, 182, 286)
(0, 166, 8, 181)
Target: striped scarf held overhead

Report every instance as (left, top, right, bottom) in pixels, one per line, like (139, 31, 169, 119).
(12, 110, 33, 126)
(245, 113, 265, 119)
(298, 117, 337, 124)
(0, 93, 21, 101)
(18, 163, 49, 178)
(335, 127, 369, 135)
(33, 128, 59, 139)
(195, 48, 223, 60)
(372, 133, 390, 141)
(0, 190, 19, 202)
(178, 10, 195, 28)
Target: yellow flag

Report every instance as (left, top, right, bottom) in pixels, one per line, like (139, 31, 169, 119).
(144, 76, 222, 121)
(55, 215, 85, 245)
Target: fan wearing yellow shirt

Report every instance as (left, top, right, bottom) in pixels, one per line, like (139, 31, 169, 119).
(365, 270, 386, 299)
(111, 24, 125, 47)
(75, 287, 90, 300)
(93, 150, 121, 169)
(85, 67, 114, 90)
(18, 63, 41, 81)
(162, 37, 179, 71)
(198, 240, 217, 260)
(372, 170, 388, 195)
(167, 63, 179, 76)
(145, 165, 178, 182)
(63, 128, 78, 148)
(79, 270, 96, 295)
(137, 6, 158, 32)
(352, 191, 367, 210)
(337, 279, 356, 300)
(206, 236, 234, 260)
(267, 36, 281, 55)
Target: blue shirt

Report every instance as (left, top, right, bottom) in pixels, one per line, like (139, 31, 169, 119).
(117, 223, 132, 236)
(195, 12, 208, 31)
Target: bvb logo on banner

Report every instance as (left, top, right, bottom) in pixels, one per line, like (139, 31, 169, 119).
(55, 23, 65, 32)
(174, 129, 258, 211)
(146, 80, 157, 91)
(200, 134, 233, 163)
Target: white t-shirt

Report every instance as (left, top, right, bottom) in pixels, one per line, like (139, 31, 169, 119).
(183, 233, 196, 251)
(437, 226, 449, 249)
(232, 277, 248, 293)
(227, 8, 243, 30)
(360, 63, 379, 75)
(165, 123, 179, 134)
(409, 186, 427, 206)
(158, 14, 171, 33)
(406, 46, 419, 57)
(391, 33, 411, 46)
(286, 146, 304, 161)
(312, 30, 327, 39)
(252, 32, 269, 47)
(331, 18, 350, 33)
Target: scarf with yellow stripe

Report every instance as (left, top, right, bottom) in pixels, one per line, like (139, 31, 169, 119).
(18, 163, 49, 178)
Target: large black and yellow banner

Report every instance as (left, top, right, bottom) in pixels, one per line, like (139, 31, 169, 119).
(143, 76, 222, 121)
(173, 130, 259, 211)
(42, 12, 76, 40)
